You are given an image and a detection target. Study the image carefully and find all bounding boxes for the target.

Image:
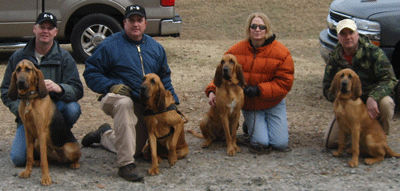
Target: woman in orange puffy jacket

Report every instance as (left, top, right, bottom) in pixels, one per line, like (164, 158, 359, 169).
(205, 12, 294, 154)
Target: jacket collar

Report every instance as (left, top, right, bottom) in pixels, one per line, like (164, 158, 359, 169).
(22, 38, 61, 65)
(122, 31, 146, 45)
(249, 34, 276, 48)
(330, 34, 370, 64)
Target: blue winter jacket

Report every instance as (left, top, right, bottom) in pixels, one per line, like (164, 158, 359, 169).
(83, 31, 179, 104)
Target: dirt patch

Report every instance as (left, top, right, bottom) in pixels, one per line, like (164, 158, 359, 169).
(1, 39, 400, 190)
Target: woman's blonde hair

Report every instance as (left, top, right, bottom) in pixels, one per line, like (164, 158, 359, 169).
(245, 12, 273, 40)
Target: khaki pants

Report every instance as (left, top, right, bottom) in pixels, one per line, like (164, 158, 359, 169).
(99, 93, 148, 167)
(323, 96, 395, 148)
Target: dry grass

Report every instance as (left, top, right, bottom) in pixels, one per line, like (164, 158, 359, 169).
(176, 0, 332, 40)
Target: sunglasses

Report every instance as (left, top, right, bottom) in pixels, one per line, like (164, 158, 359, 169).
(250, 24, 267, 30)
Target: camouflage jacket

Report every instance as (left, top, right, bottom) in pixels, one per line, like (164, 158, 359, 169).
(323, 34, 398, 103)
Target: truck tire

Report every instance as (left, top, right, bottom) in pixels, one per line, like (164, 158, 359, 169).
(71, 13, 122, 62)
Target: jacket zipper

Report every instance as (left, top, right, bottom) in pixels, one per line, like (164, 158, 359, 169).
(137, 45, 146, 77)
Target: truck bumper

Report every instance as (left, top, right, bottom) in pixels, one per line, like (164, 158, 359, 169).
(319, 29, 337, 64)
(160, 13, 182, 37)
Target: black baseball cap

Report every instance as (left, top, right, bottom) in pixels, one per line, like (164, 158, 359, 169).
(125, 5, 146, 19)
(36, 12, 57, 28)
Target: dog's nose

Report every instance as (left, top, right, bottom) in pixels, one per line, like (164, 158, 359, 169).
(340, 81, 348, 92)
(140, 85, 147, 93)
(17, 80, 27, 90)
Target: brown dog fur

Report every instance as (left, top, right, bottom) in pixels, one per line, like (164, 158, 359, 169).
(140, 73, 189, 175)
(188, 54, 245, 156)
(8, 59, 81, 185)
(330, 68, 400, 167)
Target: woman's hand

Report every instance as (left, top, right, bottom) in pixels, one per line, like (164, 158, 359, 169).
(208, 92, 216, 108)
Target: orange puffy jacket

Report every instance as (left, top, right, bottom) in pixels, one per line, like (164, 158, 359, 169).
(205, 37, 294, 110)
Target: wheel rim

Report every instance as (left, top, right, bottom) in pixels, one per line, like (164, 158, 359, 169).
(81, 24, 114, 56)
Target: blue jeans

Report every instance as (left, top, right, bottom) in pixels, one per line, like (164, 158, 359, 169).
(10, 101, 81, 166)
(242, 99, 288, 150)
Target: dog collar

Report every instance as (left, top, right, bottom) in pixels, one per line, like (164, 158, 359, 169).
(144, 104, 178, 116)
(18, 91, 38, 100)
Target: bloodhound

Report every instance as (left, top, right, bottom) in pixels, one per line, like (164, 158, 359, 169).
(140, 73, 189, 175)
(188, 54, 246, 156)
(330, 68, 400, 167)
(8, 59, 81, 185)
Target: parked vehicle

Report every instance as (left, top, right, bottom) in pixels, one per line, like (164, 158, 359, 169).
(319, 0, 400, 77)
(0, 0, 182, 61)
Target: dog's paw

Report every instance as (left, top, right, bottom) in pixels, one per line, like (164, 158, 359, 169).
(332, 151, 342, 157)
(19, 170, 31, 178)
(227, 147, 237, 156)
(201, 140, 212, 148)
(148, 167, 160, 175)
(168, 155, 177, 166)
(70, 162, 80, 169)
(365, 157, 383, 165)
(348, 160, 358, 167)
(41, 176, 52, 186)
(235, 145, 241, 153)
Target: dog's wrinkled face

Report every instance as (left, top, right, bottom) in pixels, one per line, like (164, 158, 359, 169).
(8, 59, 48, 101)
(330, 68, 362, 100)
(140, 73, 162, 103)
(15, 60, 38, 92)
(339, 71, 353, 94)
(221, 54, 237, 81)
(214, 54, 245, 88)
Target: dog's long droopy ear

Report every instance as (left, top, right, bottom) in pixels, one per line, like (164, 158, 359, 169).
(236, 64, 246, 87)
(330, 72, 341, 98)
(214, 63, 223, 88)
(351, 72, 362, 100)
(8, 70, 18, 101)
(36, 68, 48, 98)
(156, 86, 166, 112)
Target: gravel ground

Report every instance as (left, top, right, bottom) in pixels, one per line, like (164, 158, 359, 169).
(1, 39, 400, 190)
(1, 137, 400, 190)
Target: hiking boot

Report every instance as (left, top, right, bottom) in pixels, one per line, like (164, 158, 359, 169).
(118, 163, 144, 182)
(249, 144, 272, 155)
(81, 123, 111, 147)
(273, 146, 292, 152)
(236, 134, 251, 147)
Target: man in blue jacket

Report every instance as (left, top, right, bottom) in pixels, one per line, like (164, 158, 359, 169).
(82, 5, 179, 182)
(1, 12, 83, 167)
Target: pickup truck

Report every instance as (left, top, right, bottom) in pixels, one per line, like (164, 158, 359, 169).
(319, 0, 400, 77)
(0, 0, 182, 61)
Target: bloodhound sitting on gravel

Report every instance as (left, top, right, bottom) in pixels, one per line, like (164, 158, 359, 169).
(140, 73, 189, 175)
(188, 54, 246, 156)
(330, 68, 400, 167)
(8, 59, 81, 185)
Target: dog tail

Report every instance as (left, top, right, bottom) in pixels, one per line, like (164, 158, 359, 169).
(385, 146, 400, 158)
(186, 130, 204, 139)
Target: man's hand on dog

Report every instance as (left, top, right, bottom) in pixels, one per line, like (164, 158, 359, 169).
(366, 97, 380, 119)
(44, 79, 62, 93)
(110, 84, 132, 97)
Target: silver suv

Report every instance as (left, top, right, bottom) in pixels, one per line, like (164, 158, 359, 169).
(0, 0, 182, 61)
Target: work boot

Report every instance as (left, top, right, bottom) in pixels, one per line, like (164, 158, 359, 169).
(118, 163, 144, 182)
(81, 123, 111, 147)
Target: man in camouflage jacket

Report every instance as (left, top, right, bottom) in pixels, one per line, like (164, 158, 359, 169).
(323, 19, 398, 148)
